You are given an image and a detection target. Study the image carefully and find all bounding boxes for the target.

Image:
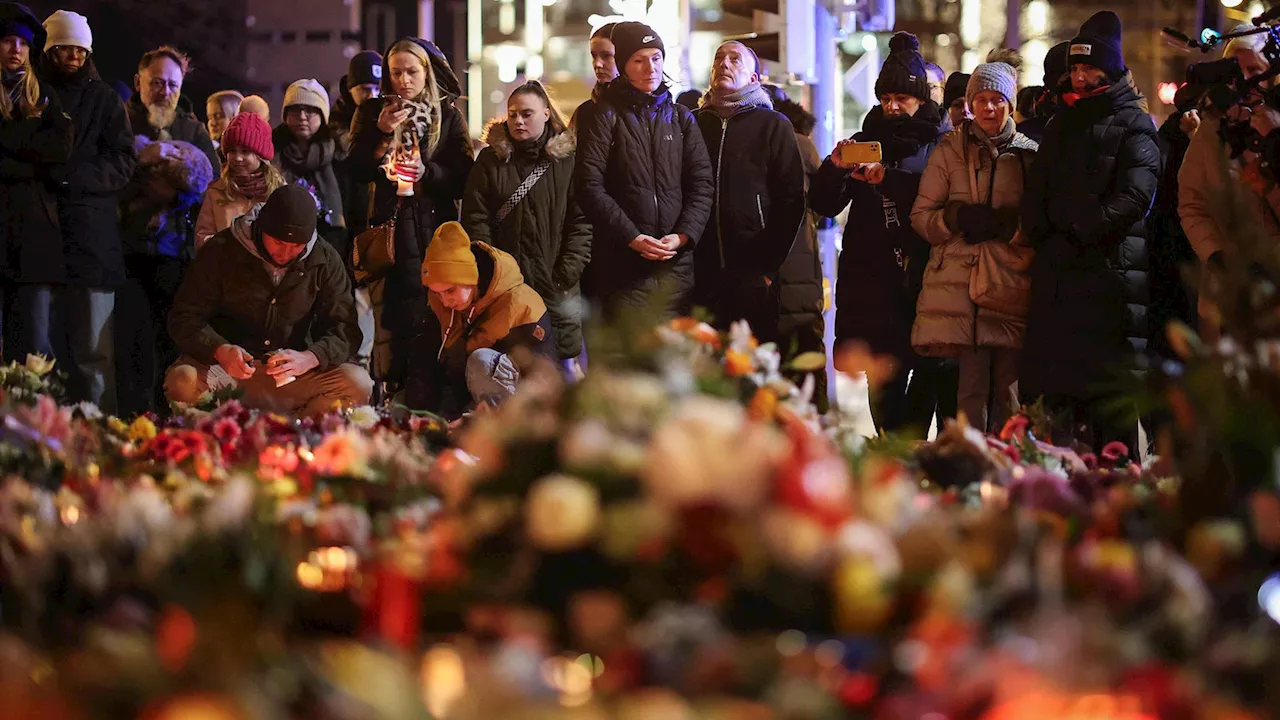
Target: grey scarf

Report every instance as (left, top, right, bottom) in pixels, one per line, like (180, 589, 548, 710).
(702, 82, 773, 119)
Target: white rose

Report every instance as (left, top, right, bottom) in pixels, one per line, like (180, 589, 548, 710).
(526, 474, 601, 552)
(642, 396, 786, 512)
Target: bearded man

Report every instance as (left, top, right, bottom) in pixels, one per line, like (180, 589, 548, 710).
(127, 45, 219, 172)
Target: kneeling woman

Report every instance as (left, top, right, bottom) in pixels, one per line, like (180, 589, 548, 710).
(461, 81, 591, 371)
(406, 222, 554, 417)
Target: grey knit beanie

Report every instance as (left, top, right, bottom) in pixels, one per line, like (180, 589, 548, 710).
(966, 62, 1017, 107)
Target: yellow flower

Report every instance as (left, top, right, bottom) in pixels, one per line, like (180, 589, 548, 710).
(747, 388, 778, 421)
(24, 353, 55, 376)
(128, 416, 158, 443)
(108, 417, 128, 435)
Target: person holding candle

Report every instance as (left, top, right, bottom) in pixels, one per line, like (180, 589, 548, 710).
(166, 184, 371, 417)
(348, 37, 474, 388)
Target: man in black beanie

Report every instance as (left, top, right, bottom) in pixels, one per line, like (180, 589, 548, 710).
(1018, 9, 1159, 451)
(574, 21, 714, 316)
(810, 31, 956, 435)
(166, 185, 371, 416)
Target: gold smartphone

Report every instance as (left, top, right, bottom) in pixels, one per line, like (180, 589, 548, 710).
(840, 141, 882, 165)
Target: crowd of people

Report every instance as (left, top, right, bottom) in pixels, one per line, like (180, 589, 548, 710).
(0, 2, 1268, 446)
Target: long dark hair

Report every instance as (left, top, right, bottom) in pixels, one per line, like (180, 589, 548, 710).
(508, 80, 567, 135)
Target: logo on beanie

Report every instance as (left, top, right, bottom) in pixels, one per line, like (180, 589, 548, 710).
(372, 66, 382, 78)
(1070, 43, 1092, 56)
(533, 326, 546, 341)
(643, 35, 655, 43)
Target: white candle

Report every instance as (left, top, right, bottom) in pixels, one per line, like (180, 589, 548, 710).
(397, 176, 415, 197)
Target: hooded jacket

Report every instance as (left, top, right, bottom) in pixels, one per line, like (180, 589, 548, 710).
(461, 121, 591, 359)
(168, 215, 360, 371)
(809, 103, 943, 361)
(910, 119, 1039, 355)
(0, 5, 73, 287)
(347, 37, 475, 380)
(405, 242, 553, 415)
(1019, 79, 1160, 402)
(126, 93, 220, 175)
(692, 84, 806, 335)
(39, 51, 136, 287)
(330, 75, 369, 237)
(573, 77, 714, 313)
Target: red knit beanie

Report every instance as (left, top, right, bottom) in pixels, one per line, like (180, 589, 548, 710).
(220, 112, 274, 161)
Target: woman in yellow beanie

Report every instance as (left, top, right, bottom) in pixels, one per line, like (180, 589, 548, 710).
(405, 221, 554, 417)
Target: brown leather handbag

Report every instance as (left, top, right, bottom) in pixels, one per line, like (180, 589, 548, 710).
(352, 184, 396, 286)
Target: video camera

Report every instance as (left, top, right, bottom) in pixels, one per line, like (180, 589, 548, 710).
(1164, 14, 1280, 157)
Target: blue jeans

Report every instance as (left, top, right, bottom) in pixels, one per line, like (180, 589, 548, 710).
(6, 284, 56, 362)
(60, 288, 117, 415)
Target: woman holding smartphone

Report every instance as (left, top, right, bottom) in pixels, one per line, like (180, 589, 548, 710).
(348, 37, 474, 386)
(808, 31, 950, 436)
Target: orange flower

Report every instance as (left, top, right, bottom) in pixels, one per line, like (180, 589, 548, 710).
(724, 349, 754, 377)
(690, 322, 720, 346)
(834, 341, 898, 389)
(669, 317, 698, 332)
(747, 388, 778, 421)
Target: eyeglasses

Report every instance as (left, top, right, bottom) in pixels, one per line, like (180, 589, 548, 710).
(285, 107, 322, 119)
(148, 79, 181, 93)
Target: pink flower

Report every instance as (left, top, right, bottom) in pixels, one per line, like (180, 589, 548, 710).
(1100, 441, 1130, 466)
(212, 417, 241, 445)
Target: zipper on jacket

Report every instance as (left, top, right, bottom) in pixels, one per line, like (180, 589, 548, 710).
(715, 117, 728, 269)
(755, 193, 764, 230)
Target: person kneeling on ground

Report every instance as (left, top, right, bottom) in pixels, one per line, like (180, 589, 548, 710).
(166, 184, 372, 416)
(406, 221, 554, 417)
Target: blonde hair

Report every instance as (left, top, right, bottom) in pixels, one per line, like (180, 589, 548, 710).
(220, 158, 286, 203)
(0, 62, 45, 121)
(508, 80, 568, 135)
(387, 40, 443, 156)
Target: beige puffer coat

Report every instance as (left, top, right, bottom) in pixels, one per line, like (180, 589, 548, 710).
(910, 120, 1038, 356)
(195, 178, 263, 252)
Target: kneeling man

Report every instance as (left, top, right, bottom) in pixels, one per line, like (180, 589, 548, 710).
(166, 185, 372, 416)
(407, 221, 554, 417)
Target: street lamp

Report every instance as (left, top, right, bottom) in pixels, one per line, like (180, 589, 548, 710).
(1221, 0, 1243, 9)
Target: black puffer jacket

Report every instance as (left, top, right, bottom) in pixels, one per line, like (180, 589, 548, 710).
(692, 87, 806, 335)
(809, 104, 942, 361)
(1019, 80, 1160, 402)
(0, 72, 73, 286)
(41, 55, 136, 287)
(126, 94, 220, 174)
(461, 122, 591, 359)
(574, 78, 714, 313)
(1147, 112, 1197, 361)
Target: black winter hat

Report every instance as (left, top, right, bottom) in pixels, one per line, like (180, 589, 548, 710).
(1069, 11, 1125, 79)
(874, 32, 930, 102)
(610, 21, 664, 69)
(257, 185, 318, 244)
(1043, 41, 1069, 86)
(348, 50, 382, 87)
(943, 71, 970, 109)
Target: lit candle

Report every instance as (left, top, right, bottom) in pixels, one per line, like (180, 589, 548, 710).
(397, 176, 415, 197)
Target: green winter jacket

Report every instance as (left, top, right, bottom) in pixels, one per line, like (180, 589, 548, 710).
(461, 121, 591, 358)
(168, 216, 362, 370)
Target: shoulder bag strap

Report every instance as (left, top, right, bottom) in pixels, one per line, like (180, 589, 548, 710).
(495, 159, 553, 225)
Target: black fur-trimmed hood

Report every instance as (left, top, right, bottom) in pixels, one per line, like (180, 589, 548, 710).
(480, 120, 575, 162)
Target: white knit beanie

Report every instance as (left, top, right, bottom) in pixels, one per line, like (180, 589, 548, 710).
(966, 61, 1017, 107)
(283, 79, 330, 125)
(1223, 23, 1267, 61)
(43, 10, 92, 53)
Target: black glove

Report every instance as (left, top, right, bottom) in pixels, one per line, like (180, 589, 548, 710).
(955, 204, 998, 244)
